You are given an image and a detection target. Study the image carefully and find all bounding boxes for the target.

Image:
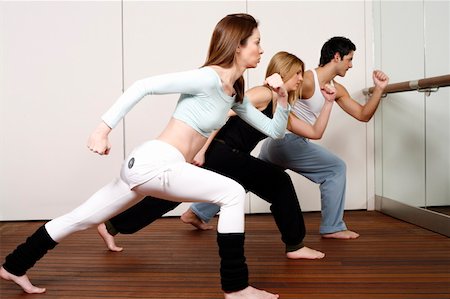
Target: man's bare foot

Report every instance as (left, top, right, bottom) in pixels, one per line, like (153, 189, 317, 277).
(180, 209, 213, 230)
(0, 266, 46, 294)
(97, 223, 123, 252)
(322, 230, 360, 239)
(224, 285, 279, 299)
(286, 246, 325, 259)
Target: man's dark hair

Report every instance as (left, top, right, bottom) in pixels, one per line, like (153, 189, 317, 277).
(319, 36, 356, 66)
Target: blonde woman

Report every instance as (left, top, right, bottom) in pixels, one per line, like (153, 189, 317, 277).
(97, 51, 335, 261)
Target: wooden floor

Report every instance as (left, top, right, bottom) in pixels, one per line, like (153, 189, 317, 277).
(1, 211, 449, 298)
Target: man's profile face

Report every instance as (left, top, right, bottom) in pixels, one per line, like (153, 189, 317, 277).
(337, 51, 354, 77)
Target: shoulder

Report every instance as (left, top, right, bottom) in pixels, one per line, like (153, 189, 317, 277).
(332, 80, 350, 101)
(194, 67, 222, 89)
(198, 67, 218, 80)
(246, 85, 273, 98)
(301, 70, 315, 99)
(245, 86, 273, 110)
(246, 85, 274, 100)
(303, 70, 315, 84)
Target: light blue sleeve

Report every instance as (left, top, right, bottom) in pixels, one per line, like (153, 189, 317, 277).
(232, 97, 290, 139)
(101, 68, 214, 128)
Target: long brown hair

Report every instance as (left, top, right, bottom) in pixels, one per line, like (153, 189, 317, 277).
(265, 51, 304, 105)
(203, 13, 259, 103)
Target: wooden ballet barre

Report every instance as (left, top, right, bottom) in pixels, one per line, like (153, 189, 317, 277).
(362, 74, 450, 96)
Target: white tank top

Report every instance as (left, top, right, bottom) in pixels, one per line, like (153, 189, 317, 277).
(292, 69, 325, 125)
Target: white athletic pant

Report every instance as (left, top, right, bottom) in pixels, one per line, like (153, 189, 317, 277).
(46, 140, 246, 242)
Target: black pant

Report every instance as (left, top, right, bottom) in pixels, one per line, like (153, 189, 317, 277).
(109, 140, 306, 249)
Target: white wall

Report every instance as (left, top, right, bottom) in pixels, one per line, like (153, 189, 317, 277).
(0, 1, 374, 220)
(0, 1, 124, 220)
(247, 1, 372, 212)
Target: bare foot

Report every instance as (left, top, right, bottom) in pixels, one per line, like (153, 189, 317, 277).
(224, 285, 279, 299)
(286, 246, 325, 259)
(322, 230, 360, 239)
(97, 223, 123, 252)
(180, 209, 213, 230)
(0, 266, 46, 294)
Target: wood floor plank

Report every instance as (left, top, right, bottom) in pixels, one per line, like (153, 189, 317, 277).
(1, 211, 449, 298)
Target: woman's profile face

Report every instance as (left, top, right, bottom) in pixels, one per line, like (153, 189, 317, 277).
(284, 70, 304, 92)
(237, 28, 263, 69)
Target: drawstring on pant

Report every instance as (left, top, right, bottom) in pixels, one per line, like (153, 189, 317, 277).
(159, 168, 172, 187)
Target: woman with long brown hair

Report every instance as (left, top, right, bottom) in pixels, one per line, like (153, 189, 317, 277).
(98, 51, 336, 261)
(1, 13, 289, 298)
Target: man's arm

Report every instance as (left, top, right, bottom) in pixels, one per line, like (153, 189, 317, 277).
(336, 70, 389, 122)
(287, 84, 336, 140)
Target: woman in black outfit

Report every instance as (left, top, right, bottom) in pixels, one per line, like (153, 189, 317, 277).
(99, 51, 336, 259)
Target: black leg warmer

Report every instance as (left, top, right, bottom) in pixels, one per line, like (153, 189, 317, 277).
(217, 233, 249, 293)
(2, 225, 57, 276)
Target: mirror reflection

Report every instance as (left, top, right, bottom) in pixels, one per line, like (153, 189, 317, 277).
(374, 0, 450, 217)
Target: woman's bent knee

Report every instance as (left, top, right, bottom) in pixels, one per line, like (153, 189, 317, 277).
(224, 183, 246, 208)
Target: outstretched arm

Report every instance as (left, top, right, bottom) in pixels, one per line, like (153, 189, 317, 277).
(87, 68, 214, 155)
(288, 84, 336, 140)
(87, 122, 113, 155)
(336, 70, 389, 122)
